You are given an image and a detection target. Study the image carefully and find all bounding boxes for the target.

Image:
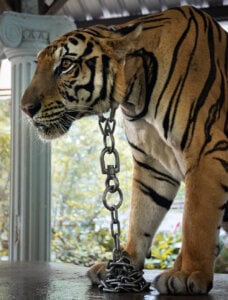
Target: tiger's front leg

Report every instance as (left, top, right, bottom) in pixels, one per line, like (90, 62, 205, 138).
(88, 155, 180, 284)
(124, 156, 180, 269)
(154, 156, 227, 295)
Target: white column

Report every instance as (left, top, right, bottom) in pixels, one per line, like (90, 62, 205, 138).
(0, 12, 75, 261)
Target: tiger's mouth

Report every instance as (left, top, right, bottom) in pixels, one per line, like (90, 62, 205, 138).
(35, 122, 72, 140)
(33, 115, 74, 140)
(32, 109, 92, 140)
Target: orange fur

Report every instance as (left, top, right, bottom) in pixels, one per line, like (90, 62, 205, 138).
(21, 6, 228, 295)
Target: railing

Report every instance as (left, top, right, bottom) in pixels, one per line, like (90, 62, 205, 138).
(0, 88, 11, 98)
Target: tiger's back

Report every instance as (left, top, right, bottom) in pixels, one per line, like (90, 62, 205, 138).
(117, 6, 228, 155)
(21, 6, 228, 295)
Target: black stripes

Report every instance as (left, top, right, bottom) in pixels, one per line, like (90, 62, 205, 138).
(82, 42, 94, 57)
(163, 77, 182, 139)
(73, 57, 97, 102)
(75, 33, 86, 41)
(191, 6, 207, 30)
(181, 20, 217, 151)
(220, 202, 228, 210)
(221, 184, 228, 193)
(124, 49, 158, 121)
(69, 37, 78, 45)
(224, 112, 228, 138)
(163, 11, 199, 140)
(127, 139, 147, 155)
(199, 69, 226, 158)
(144, 233, 151, 238)
(135, 179, 172, 210)
(110, 22, 141, 35)
(169, 6, 188, 19)
(155, 14, 195, 119)
(205, 140, 228, 156)
(213, 157, 228, 172)
(134, 157, 180, 187)
(100, 55, 110, 100)
(91, 55, 110, 107)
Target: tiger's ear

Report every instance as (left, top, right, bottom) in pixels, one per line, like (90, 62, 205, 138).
(105, 24, 143, 61)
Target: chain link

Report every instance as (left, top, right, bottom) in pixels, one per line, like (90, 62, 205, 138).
(99, 107, 122, 258)
(98, 108, 151, 293)
(99, 255, 151, 293)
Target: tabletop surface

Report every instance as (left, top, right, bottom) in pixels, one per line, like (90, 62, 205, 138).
(0, 262, 227, 300)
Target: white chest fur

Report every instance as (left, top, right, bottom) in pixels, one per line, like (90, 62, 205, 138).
(122, 115, 185, 182)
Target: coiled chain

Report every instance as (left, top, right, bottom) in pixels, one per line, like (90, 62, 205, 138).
(98, 108, 151, 293)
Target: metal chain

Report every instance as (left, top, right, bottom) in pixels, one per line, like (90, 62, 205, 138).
(99, 107, 123, 261)
(98, 108, 151, 293)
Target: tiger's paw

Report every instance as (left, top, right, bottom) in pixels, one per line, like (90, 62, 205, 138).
(154, 269, 213, 295)
(87, 262, 107, 285)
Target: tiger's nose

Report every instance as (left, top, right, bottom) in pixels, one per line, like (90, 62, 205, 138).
(21, 103, 41, 118)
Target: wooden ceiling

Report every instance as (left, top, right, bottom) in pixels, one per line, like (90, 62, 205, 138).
(0, 0, 228, 27)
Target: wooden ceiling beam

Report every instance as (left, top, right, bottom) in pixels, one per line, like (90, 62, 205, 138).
(203, 5, 228, 21)
(76, 5, 228, 28)
(45, 0, 69, 15)
(38, 0, 48, 14)
(0, 0, 12, 14)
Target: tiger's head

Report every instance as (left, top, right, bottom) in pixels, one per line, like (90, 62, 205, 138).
(21, 24, 141, 139)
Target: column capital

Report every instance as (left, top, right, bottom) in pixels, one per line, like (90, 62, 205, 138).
(0, 11, 76, 59)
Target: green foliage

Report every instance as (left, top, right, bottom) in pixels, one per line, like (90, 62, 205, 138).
(145, 229, 228, 273)
(145, 229, 182, 270)
(0, 98, 10, 260)
(51, 112, 131, 265)
(215, 233, 228, 273)
(52, 226, 113, 266)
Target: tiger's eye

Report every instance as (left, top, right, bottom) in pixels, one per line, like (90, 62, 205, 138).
(61, 59, 72, 69)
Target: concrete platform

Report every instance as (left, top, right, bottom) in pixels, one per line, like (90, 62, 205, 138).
(0, 262, 227, 299)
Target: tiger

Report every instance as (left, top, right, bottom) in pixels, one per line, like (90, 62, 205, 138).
(21, 5, 228, 295)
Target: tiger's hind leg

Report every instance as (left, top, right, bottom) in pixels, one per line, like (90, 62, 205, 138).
(154, 154, 227, 295)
